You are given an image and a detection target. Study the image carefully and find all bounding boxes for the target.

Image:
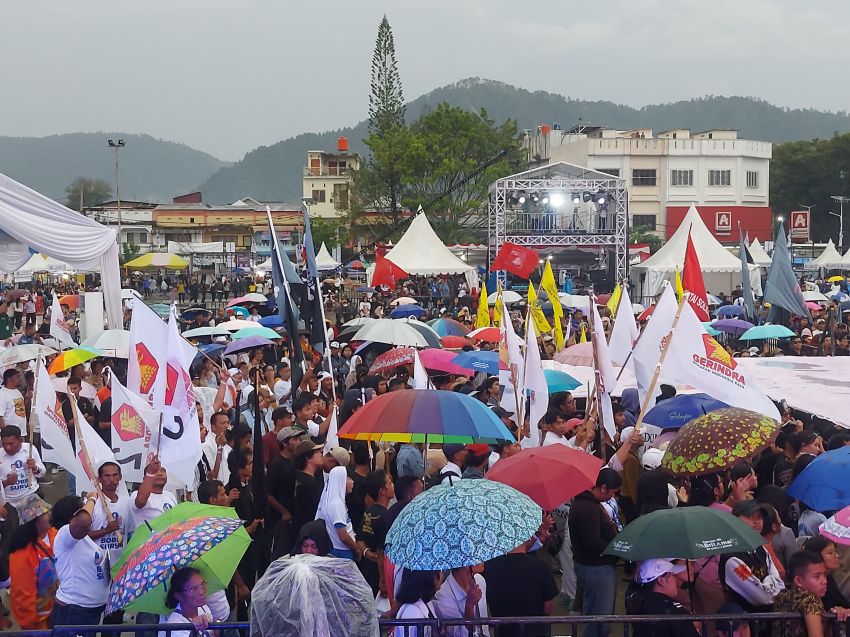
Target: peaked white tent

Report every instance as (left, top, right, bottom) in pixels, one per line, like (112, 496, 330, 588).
(0, 172, 121, 328)
(315, 242, 341, 270)
(747, 238, 772, 268)
(367, 213, 478, 290)
(17, 253, 73, 274)
(630, 205, 762, 300)
(803, 239, 846, 270)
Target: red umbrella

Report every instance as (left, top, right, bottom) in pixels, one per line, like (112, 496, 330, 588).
(467, 326, 500, 343)
(595, 293, 611, 305)
(418, 348, 472, 375)
(487, 445, 604, 510)
(637, 305, 656, 322)
(369, 347, 415, 374)
(440, 335, 472, 349)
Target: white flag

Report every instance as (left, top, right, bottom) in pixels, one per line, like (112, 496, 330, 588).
(49, 296, 75, 348)
(412, 350, 431, 390)
(322, 408, 339, 454)
(662, 302, 781, 420)
(127, 300, 167, 403)
(498, 300, 526, 418)
(632, 284, 677, 405)
(608, 287, 639, 367)
(75, 401, 117, 489)
(110, 374, 158, 483)
(523, 319, 549, 435)
(590, 301, 617, 392)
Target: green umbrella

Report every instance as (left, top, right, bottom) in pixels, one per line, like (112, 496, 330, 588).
(110, 502, 250, 614)
(604, 506, 765, 561)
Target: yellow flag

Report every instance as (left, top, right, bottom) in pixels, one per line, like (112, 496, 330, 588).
(540, 261, 562, 318)
(579, 322, 587, 343)
(527, 282, 552, 334)
(476, 281, 491, 328)
(493, 281, 503, 327)
(606, 283, 622, 315)
(675, 266, 684, 300)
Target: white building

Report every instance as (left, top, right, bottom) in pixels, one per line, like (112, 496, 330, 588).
(524, 125, 772, 243)
(302, 138, 361, 218)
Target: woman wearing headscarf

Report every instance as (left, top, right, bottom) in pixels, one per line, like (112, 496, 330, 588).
(315, 465, 360, 560)
(8, 495, 56, 630)
(619, 388, 640, 429)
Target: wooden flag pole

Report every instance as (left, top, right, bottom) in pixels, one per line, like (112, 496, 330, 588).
(26, 354, 43, 486)
(633, 297, 687, 432)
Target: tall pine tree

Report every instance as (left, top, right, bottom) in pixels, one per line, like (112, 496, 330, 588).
(369, 16, 405, 138)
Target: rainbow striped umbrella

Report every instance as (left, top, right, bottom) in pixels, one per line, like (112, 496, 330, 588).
(338, 389, 514, 443)
(47, 346, 102, 374)
(427, 318, 470, 337)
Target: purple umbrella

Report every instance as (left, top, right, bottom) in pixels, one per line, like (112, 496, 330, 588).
(223, 335, 273, 355)
(710, 319, 754, 336)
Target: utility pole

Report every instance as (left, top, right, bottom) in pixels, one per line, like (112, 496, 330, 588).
(107, 139, 126, 242)
(830, 196, 849, 249)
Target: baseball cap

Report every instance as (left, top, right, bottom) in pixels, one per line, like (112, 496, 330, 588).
(565, 417, 583, 432)
(294, 440, 323, 459)
(326, 446, 351, 467)
(637, 559, 686, 584)
(228, 367, 241, 377)
(442, 443, 466, 460)
(330, 341, 341, 349)
(641, 447, 664, 470)
(466, 443, 490, 456)
(276, 426, 303, 443)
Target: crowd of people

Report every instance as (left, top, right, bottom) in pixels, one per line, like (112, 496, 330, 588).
(0, 269, 849, 637)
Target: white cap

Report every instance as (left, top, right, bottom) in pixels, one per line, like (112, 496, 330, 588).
(228, 367, 241, 377)
(330, 341, 341, 349)
(641, 447, 664, 470)
(637, 559, 686, 584)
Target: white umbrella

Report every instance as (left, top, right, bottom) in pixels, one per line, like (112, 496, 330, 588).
(352, 320, 430, 347)
(0, 344, 57, 366)
(183, 326, 232, 338)
(487, 290, 522, 305)
(81, 330, 130, 358)
(390, 297, 417, 306)
(343, 317, 377, 328)
(558, 293, 591, 310)
(220, 319, 257, 331)
(803, 290, 829, 302)
(52, 376, 97, 399)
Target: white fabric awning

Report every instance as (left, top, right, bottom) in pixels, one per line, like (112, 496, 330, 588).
(316, 242, 341, 270)
(748, 238, 772, 268)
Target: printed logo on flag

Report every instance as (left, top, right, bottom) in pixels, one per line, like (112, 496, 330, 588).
(112, 403, 144, 442)
(691, 334, 745, 386)
(135, 343, 159, 395)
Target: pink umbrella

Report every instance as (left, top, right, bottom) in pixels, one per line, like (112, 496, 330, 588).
(418, 348, 472, 375)
(553, 342, 594, 367)
(805, 301, 822, 311)
(820, 506, 850, 545)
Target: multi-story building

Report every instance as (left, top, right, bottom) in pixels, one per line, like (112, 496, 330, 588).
(302, 138, 362, 218)
(84, 200, 159, 250)
(525, 125, 772, 243)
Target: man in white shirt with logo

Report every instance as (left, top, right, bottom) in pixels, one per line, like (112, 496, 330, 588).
(0, 424, 46, 512)
(89, 462, 132, 563)
(0, 370, 26, 429)
(131, 459, 177, 527)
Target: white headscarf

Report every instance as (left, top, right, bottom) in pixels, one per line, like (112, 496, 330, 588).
(315, 465, 348, 526)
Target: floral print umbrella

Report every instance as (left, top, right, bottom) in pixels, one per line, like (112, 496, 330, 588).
(660, 407, 778, 476)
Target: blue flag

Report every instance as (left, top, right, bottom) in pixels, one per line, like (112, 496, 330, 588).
(301, 203, 326, 355)
(764, 224, 810, 320)
(267, 211, 304, 387)
(738, 224, 756, 321)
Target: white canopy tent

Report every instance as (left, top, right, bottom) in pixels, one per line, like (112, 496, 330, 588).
(630, 205, 762, 301)
(0, 172, 121, 328)
(747, 238, 772, 268)
(17, 253, 73, 274)
(803, 239, 845, 270)
(366, 213, 478, 291)
(315, 242, 341, 270)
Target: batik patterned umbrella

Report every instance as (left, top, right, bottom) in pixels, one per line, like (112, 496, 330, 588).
(369, 347, 415, 374)
(660, 407, 778, 476)
(385, 479, 541, 570)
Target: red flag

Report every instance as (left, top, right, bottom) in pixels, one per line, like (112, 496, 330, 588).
(682, 233, 710, 321)
(492, 243, 539, 278)
(372, 254, 408, 288)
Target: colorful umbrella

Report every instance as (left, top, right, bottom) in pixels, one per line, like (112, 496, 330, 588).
(0, 344, 57, 367)
(337, 389, 515, 443)
(124, 252, 189, 269)
(385, 479, 541, 570)
(467, 326, 500, 343)
(715, 305, 744, 317)
(223, 335, 273, 355)
(4, 289, 30, 301)
(352, 320, 430, 348)
(228, 293, 267, 306)
(231, 326, 280, 340)
(553, 341, 594, 367)
(428, 318, 470, 337)
(108, 503, 250, 614)
(711, 318, 754, 336)
(369, 347, 415, 374)
(643, 393, 730, 430)
(451, 350, 506, 374)
(389, 303, 425, 319)
(544, 369, 581, 393)
(58, 294, 80, 309)
(661, 407, 778, 476)
(182, 326, 231, 338)
(604, 507, 765, 560)
(486, 444, 603, 510)
(788, 447, 850, 512)
(440, 335, 472, 349)
(820, 506, 850, 545)
(47, 347, 102, 374)
(418, 348, 473, 375)
(738, 324, 795, 340)
(348, 261, 367, 270)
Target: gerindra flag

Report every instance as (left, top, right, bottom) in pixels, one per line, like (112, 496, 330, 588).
(682, 233, 710, 322)
(663, 301, 780, 420)
(111, 374, 158, 482)
(128, 300, 167, 404)
(49, 296, 75, 348)
(492, 243, 539, 279)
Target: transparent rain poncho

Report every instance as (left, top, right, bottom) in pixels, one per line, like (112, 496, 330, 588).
(250, 554, 378, 637)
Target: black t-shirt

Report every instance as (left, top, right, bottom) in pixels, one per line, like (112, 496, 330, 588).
(772, 454, 794, 487)
(97, 396, 112, 446)
(483, 553, 558, 637)
(347, 469, 369, 534)
(631, 590, 700, 637)
(60, 396, 97, 448)
(266, 455, 296, 525)
(359, 502, 388, 595)
(292, 470, 321, 538)
(379, 500, 407, 551)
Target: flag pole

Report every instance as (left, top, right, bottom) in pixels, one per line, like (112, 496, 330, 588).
(588, 293, 606, 458)
(633, 297, 687, 431)
(26, 354, 43, 486)
(518, 307, 533, 438)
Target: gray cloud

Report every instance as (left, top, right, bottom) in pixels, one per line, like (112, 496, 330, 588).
(2, 0, 848, 160)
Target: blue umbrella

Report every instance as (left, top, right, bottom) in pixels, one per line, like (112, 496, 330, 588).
(702, 323, 721, 337)
(739, 324, 796, 341)
(389, 303, 425, 319)
(452, 350, 503, 374)
(355, 286, 376, 293)
(544, 369, 581, 393)
(832, 292, 850, 303)
(193, 343, 226, 362)
(643, 393, 730, 429)
(715, 305, 744, 317)
(259, 315, 283, 328)
(788, 447, 850, 512)
(385, 479, 541, 570)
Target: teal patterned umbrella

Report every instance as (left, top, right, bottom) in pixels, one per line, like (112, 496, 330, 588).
(385, 479, 541, 570)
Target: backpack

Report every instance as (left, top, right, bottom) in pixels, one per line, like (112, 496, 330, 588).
(426, 467, 460, 490)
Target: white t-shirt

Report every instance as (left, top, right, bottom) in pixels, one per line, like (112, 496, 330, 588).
(0, 387, 26, 428)
(201, 438, 231, 486)
(205, 590, 230, 622)
(395, 600, 436, 637)
(54, 525, 110, 608)
(131, 490, 178, 527)
(159, 604, 213, 637)
(90, 492, 134, 563)
(0, 443, 46, 505)
(323, 499, 355, 552)
(273, 378, 292, 408)
(543, 431, 577, 449)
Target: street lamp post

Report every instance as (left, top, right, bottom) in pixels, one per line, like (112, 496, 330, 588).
(830, 196, 850, 249)
(107, 139, 126, 242)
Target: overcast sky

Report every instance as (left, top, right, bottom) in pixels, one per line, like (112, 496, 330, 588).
(2, 0, 847, 161)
